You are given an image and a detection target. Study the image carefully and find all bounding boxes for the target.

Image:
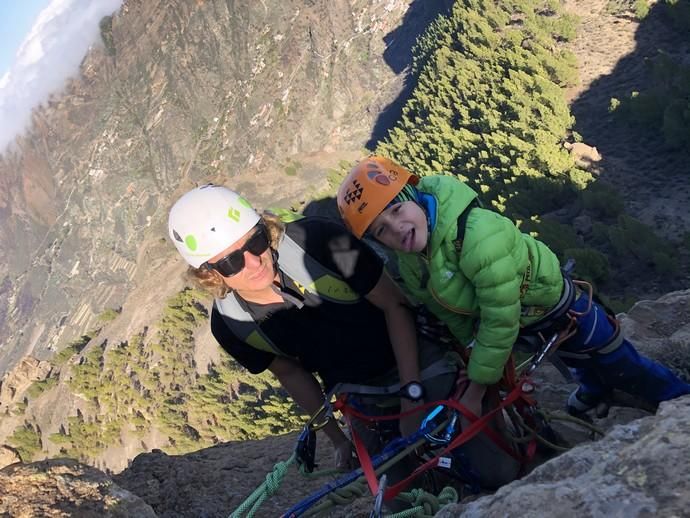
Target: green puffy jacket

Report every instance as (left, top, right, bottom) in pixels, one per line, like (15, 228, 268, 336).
(397, 175, 564, 384)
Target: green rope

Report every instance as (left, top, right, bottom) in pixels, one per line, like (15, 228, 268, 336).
(506, 406, 570, 452)
(390, 486, 459, 518)
(303, 433, 431, 517)
(303, 421, 451, 517)
(327, 478, 369, 505)
(543, 410, 606, 436)
(229, 452, 296, 518)
(305, 480, 458, 518)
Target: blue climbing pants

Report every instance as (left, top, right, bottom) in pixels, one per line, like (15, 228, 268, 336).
(557, 292, 690, 403)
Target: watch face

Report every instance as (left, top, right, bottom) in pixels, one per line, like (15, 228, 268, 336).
(407, 383, 423, 400)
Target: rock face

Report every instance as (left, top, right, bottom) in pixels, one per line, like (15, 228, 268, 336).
(0, 458, 156, 517)
(0, 357, 52, 409)
(113, 436, 342, 518)
(619, 289, 690, 381)
(437, 396, 690, 518)
(0, 445, 21, 469)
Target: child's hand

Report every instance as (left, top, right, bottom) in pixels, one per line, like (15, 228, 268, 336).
(458, 380, 487, 425)
(459, 390, 483, 421)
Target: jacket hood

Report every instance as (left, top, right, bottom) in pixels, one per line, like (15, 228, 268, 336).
(418, 175, 478, 250)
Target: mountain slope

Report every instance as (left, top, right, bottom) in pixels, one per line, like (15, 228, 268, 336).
(0, 0, 451, 374)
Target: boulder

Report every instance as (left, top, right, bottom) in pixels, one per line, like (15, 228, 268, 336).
(618, 289, 690, 380)
(0, 458, 157, 517)
(0, 444, 21, 469)
(437, 396, 690, 517)
(564, 141, 602, 169)
(0, 356, 52, 410)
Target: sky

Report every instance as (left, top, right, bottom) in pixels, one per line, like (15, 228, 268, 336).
(0, 1, 51, 75)
(0, 0, 123, 151)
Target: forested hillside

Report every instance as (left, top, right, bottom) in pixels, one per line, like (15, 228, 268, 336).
(6, 288, 302, 465)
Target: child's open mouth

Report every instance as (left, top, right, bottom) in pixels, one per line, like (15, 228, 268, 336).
(401, 227, 415, 252)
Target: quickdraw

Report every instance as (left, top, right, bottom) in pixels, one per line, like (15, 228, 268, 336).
(295, 397, 337, 473)
(294, 427, 318, 474)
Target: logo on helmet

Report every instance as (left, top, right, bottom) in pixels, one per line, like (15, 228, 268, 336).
(344, 179, 364, 205)
(185, 235, 198, 251)
(228, 207, 241, 222)
(366, 170, 390, 185)
(364, 163, 399, 186)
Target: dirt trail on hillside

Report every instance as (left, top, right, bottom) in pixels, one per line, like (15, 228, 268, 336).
(563, 0, 690, 242)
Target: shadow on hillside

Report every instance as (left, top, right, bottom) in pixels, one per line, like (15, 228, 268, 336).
(568, 2, 690, 295)
(366, 0, 454, 148)
(569, 3, 690, 187)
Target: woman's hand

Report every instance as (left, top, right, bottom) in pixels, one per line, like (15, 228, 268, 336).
(399, 398, 425, 438)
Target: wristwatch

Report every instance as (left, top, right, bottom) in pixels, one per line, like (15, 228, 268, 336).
(398, 381, 426, 402)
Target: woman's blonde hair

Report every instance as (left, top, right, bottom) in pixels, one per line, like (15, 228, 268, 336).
(187, 211, 285, 299)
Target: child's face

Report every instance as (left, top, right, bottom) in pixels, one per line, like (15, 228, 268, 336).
(369, 201, 428, 252)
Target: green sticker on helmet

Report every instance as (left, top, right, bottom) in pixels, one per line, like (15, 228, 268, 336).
(185, 234, 198, 251)
(238, 197, 252, 209)
(228, 207, 241, 222)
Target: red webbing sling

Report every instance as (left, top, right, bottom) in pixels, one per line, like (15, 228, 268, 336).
(336, 380, 534, 501)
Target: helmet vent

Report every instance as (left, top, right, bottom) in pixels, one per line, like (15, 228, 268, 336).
(172, 230, 183, 242)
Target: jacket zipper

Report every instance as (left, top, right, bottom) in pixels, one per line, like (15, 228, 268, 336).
(429, 285, 475, 315)
(421, 245, 475, 316)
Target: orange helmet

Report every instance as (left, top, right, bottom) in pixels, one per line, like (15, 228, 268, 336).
(336, 156, 419, 238)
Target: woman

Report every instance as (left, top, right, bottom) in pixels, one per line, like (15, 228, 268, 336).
(168, 184, 441, 469)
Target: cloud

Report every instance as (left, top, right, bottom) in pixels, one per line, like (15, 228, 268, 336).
(0, 0, 123, 151)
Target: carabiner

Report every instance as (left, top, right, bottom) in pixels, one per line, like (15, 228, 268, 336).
(306, 400, 334, 432)
(369, 474, 388, 518)
(422, 404, 449, 445)
(295, 425, 318, 473)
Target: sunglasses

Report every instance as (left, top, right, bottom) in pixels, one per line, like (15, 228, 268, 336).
(205, 224, 270, 277)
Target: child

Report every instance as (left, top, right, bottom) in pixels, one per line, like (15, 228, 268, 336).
(337, 156, 690, 418)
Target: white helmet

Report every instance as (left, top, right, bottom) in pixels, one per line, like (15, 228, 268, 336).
(168, 184, 261, 268)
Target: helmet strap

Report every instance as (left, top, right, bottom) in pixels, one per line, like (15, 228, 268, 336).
(417, 191, 437, 236)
